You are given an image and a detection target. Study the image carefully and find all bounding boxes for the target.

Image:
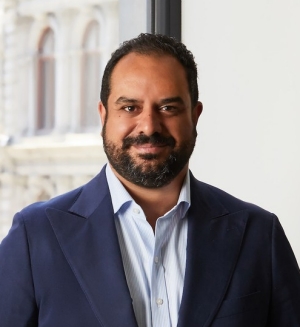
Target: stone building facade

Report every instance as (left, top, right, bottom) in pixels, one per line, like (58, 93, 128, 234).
(0, 0, 119, 240)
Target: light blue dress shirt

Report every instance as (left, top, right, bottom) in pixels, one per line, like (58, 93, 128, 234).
(106, 165, 190, 327)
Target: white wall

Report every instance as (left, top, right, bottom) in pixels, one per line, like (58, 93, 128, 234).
(119, 0, 147, 42)
(183, 0, 300, 263)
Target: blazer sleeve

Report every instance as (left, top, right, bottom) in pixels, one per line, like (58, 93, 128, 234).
(268, 215, 300, 326)
(0, 213, 38, 327)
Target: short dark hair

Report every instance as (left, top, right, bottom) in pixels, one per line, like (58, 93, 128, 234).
(100, 33, 199, 109)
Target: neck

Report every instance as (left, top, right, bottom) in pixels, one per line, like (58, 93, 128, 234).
(110, 164, 188, 230)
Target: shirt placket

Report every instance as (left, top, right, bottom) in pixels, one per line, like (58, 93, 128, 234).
(151, 216, 172, 327)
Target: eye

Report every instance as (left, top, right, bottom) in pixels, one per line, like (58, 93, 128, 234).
(123, 106, 136, 112)
(160, 105, 176, 112)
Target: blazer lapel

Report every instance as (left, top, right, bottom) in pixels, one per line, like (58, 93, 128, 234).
(178, 175, 248, 327)
(46, 168, 248, 327)
(47, 168, 138, 327)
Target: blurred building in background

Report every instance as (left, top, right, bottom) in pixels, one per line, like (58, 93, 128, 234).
(0, 0, 120, 239)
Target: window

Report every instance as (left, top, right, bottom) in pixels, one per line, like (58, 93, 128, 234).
(37, 28, 55, 132)
(81, 21, 101, 130)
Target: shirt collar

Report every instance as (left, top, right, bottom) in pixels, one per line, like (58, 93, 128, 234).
(105, 164, 191, 217)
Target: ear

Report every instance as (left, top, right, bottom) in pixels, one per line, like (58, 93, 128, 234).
(192, 101, 203, 125)
(98, 101, 107, 127)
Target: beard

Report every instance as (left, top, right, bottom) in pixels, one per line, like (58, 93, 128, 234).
(102, 124, 197, 188)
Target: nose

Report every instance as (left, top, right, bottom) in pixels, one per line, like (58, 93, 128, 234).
(136, 107, 162, 135)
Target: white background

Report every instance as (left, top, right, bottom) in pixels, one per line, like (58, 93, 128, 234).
(183, 0, 300, 262)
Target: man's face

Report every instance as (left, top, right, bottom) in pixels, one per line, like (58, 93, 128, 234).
(99, 52, 202, 188)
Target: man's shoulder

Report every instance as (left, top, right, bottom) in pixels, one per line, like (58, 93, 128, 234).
(191, 175, 274, 219)
(18, 168, 107, 222)
(20, 186, 83, 217)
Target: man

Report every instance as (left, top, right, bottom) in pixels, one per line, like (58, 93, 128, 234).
(0, 33, 299, 327)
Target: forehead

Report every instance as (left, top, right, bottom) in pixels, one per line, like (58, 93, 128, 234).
(109, 52, 189, 97)
(112, 52, 185, 75)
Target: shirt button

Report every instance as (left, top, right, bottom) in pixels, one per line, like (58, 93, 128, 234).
(133, 208, 140, 214)
(156, 298, 163, 305)
(154, 256, 159, 264)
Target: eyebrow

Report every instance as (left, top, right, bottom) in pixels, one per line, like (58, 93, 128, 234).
(115, 97, 140, 105)
(115, 96, 185, 105)
(159, 97, 185, 105)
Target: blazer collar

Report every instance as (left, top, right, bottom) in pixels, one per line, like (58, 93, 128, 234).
(47, 166, 138, 327)
(68, 167, 109, 219)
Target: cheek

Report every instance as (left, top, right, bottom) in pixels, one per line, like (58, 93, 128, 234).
(170, 120, 195, 141)
(105, 116, 135, 141)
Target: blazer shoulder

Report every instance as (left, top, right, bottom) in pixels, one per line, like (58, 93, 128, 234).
(19, 169, 107, 222)
(190, 173, 275, 219)
(19, 186, 83, 220)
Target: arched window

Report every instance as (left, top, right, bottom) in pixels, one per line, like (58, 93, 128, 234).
(81, 21, 101, 130)
(37, 28, 55, 132)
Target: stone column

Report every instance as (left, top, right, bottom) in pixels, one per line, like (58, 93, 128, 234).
(54, 10, 75, 134)
(2, 0, 17, 137)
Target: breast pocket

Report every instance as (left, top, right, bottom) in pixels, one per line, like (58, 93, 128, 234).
(216, 291, 263, 319)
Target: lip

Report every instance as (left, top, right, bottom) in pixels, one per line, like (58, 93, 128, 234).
(133, 143, 168, 154)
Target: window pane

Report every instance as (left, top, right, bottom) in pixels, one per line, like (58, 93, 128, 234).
(81, 21, 101, 129)
(37, 28, 55, 132)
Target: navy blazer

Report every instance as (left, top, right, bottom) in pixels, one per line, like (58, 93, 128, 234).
(0, 167, 300, 327)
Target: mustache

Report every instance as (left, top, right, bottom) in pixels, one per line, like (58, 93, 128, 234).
(122, 133, 176, 149)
